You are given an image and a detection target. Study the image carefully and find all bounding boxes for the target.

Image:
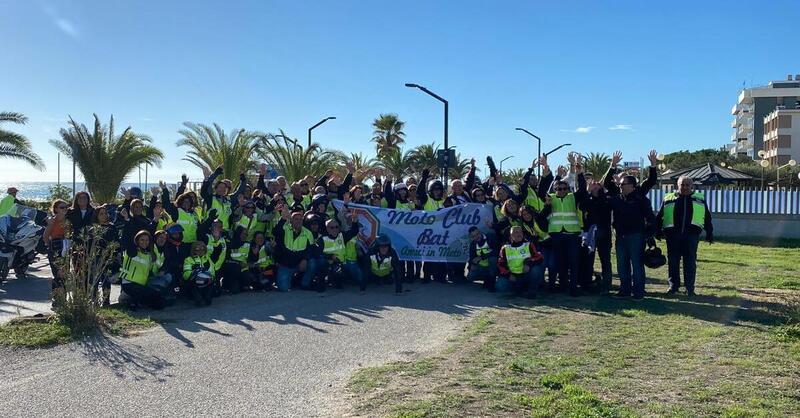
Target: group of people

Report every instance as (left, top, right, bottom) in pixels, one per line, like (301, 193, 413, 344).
(2, 147, 714, 310)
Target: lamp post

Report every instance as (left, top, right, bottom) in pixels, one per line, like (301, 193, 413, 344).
(758, 150, 769, 190)
(515, 128, 542, 177)
(307, 117, 336, 148)
(405, 83, 449, 185)
(544, 143, 572, 158)
(777, 159, 798, 189)
(499, 156, 513, 174)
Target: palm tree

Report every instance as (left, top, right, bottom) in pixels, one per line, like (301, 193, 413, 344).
(50, 114, 163, 203)
(0, 112, 44, 169)
(503, 168, 527, 190)
(371, 113, 406, 156)
(378, 148, 413, 180)
(408, 142, 440, 177)
(257, 131, 342, 182)
(448, 152, 472, 180)
(583, 152, 611, 177)
(339, 152, 380, 181)
(176, 122, 259, 179)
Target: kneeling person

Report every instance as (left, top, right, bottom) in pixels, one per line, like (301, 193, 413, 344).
(183, 241, 216, 305)
(497, 226, 544, 298)
(317, 218, 363, 291)
(369, 235, 402, 293)
(120, 231, 166, 309)
(466, 226, 499, 292)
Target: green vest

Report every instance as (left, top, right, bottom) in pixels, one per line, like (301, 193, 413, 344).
(424, 198, 444, 212)
(237, 214, 259, 241)
(253, 208, 268, 236)
(395, 201, 415, 210)
(370, 254, 393, 276)
(211, 197, 232, 230)
(494, 204, 506, 222)
(0, 195, 17, 217)
(322, 234, 346, 261)
(121, 250, 153, 286)
(345, 238, 358, 262)
(523, 221, 549, 242)
(153, 246, 165, 271)
(229, 243, 250, 271)
(524, 189, 545, 212)
(256, 246, 273, 269)
(183, 255, 214, 280)
(283, 224, 314, 251)
(503, 243, 531, 274)
(156, 212, 173, 232)
(662, 192, 706, 230)
(547, 194, 581, 233)
(206, 234, 227, 271)
(177, 209, 199, 242)
(475, 241, 491, 267)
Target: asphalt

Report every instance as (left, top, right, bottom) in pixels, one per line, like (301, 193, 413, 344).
(0, 260, 501, 417)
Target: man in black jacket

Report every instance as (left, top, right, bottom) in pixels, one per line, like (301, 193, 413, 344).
(657, 176, 713, 296)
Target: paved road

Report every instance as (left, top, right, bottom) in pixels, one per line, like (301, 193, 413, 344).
(0, 277, 500, 417)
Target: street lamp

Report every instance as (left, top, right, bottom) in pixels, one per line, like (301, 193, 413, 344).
(405, 83, 449, 185)
(760, 159, 770, 189)
(308, 116, 336, 148)
(544, 143, 572, 158)
(499, 156, 513, 174)
(777, 159, 798, 189)
(271, 133, 302, 150)
(515, 128, 542, 177)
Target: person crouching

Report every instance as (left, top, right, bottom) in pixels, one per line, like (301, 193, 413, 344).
(317, 218, 363, 292)
(246, 231, 276, 291)
(497, 226, 545, 298)
(369, 235, 402, 293)
(182, 241, 216, 306)
(466, 226, 499, 292)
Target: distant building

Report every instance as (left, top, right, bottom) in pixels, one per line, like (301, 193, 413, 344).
(730, 74, 800, 159)
(622, 161, 640, 169)
(763, 108, 800, 165)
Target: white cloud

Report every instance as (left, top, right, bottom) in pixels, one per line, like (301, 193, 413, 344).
(55, 18, 79, 38)
(560, 126, 595, 134)
(609, 124, 634, 131)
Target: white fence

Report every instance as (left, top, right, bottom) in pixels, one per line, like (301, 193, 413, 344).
(647, 188, 800, 215)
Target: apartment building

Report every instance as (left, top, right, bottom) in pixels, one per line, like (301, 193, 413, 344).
(763, 108, 800, 165)
(730, 74, 800, 159)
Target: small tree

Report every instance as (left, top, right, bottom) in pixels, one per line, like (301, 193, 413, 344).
(48, 184, 72, 202)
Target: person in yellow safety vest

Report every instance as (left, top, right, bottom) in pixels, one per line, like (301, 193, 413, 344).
(272, 206, 316, 292)
(161, 185, 204, 243)
(221, 226, 250, 294)
(537, 154, 587, 297)
(316, 217, 363, 291)
(182, 241, 216, 306)
(657, 175, 713, 297)
(0, 187, 20, 217)
(416, 168, 447, 283)
(234, 200, 262, 241)
(120, 230, 165, 309)
(497, 226, 545, 298)
(517, 204, 555, 290)
(494, 199, 522, 244)
(199, 218, 227, 295)
(246, 231, 275, 291)
(466, 226, 499, 292)
(369, 234, 403, 293)
(200, 166, 246, 232)
(286, 182, 310, 212)
(383, 178, 420, 282)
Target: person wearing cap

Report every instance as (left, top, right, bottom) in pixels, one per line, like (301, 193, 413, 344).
(0, 187, 20, 217)
(272, 205, 316, 291)
(497, 226, 545, 298)
(537, 154, 588, 296)
(201, 166, 246, 231)
(603, 152, 657, 299)
(233, 199, 262, 241)
(657, 175, 713, 297)
(416, 168, 448, 282)
(161, 185, 204, 244)
(119, 230, 166, 309)
(369, 234, 403, 293)
(317, 216, 362, 291)
(384, 177, 420, 282)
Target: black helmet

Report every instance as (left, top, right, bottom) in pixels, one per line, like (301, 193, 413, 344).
(428, 180, 444, 192)
(643, 245, 666, 269)
(376, 234, 391, 246)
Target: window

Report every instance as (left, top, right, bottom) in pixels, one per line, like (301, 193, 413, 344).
(777, 135, 792, 148)
(778, 115, 792, 129)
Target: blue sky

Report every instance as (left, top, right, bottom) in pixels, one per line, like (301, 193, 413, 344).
(2, 0, 799, 182)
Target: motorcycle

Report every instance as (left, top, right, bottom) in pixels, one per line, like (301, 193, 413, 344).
(0, 206, 45, 282)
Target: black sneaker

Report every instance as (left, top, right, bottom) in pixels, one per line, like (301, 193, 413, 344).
(687, 290, 697, 297)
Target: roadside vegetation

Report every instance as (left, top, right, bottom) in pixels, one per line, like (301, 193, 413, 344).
(348, 240, 800, 417)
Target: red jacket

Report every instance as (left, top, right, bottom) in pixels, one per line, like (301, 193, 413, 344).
(497, 240, 543, 276)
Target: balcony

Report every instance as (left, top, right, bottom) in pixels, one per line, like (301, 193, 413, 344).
(731, 119, 737, 128)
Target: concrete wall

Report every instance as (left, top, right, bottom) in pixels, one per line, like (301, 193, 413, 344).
(712, 213, 800, 239)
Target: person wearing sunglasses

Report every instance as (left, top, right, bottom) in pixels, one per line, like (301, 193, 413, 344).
(537, 154, 588, 297)
(43, 199, 70, 295)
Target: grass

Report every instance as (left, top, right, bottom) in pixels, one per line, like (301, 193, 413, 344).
(0, 307, 157, 348)
(348, 241, 800, 417)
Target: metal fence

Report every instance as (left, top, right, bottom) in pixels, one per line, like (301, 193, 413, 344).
(647, 188, 800, 215)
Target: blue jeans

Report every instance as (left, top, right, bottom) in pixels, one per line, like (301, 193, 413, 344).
(343, 262, 365, 290)
(497, 264, 544, 297)
(466, 257, 498, 291)
(276, 261, 314, 292)
(616, 233, 646, 297)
